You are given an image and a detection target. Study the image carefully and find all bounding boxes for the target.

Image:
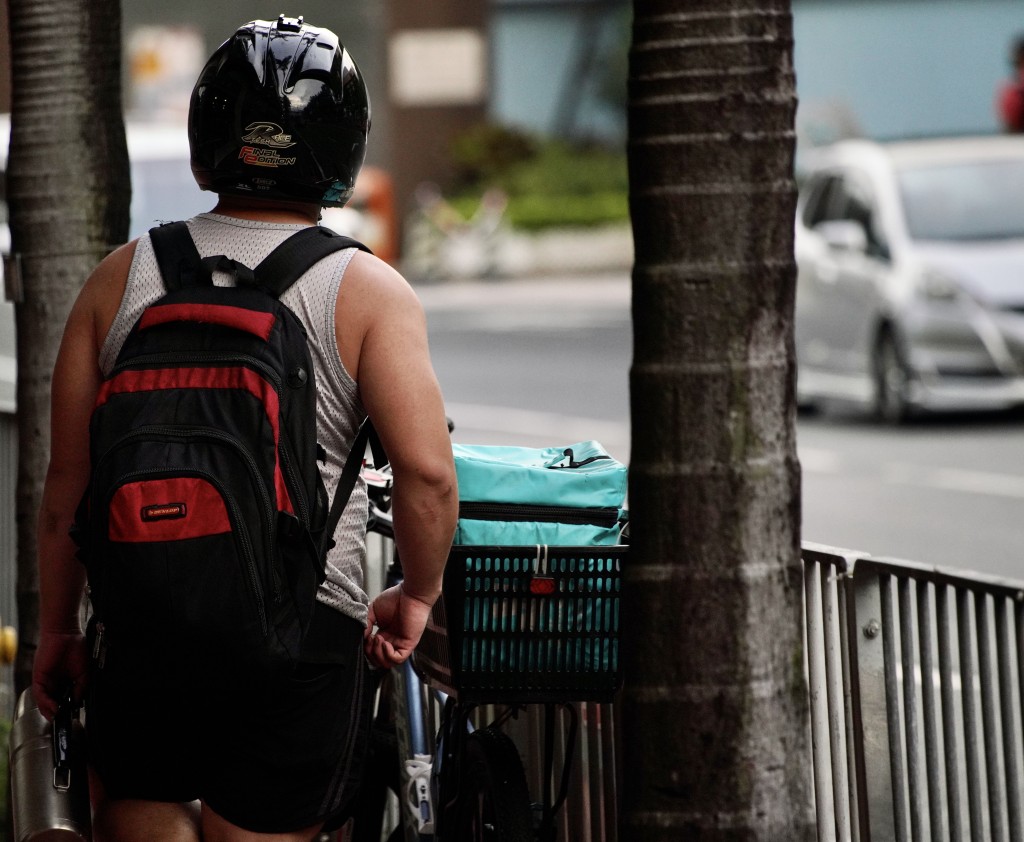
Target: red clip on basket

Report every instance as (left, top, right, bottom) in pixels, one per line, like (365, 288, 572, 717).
(414, 545, 626, 705)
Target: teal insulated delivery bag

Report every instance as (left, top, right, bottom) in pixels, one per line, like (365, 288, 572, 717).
(452, 441, 627, 546)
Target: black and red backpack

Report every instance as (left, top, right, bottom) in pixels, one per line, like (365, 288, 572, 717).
(74, 221, 372, 675)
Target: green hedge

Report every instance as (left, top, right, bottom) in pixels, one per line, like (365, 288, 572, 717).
(449, 125, 629, 231)
(452, 191, 629, 231)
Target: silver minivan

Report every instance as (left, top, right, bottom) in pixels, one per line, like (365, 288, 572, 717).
(795, 135, 1024, 421)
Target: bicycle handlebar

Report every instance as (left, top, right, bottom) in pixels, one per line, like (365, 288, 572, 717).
(367, 505, 394, 539)
(363, 461, 395, 539)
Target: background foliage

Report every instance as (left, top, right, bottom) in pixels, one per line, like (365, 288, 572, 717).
(449, 123, 629, 230)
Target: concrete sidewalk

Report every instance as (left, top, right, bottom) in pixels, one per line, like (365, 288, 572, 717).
(415, 270, 630, 311)
(403, 222, 633, 283)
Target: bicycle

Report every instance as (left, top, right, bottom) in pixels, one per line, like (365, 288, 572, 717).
(351, 457, 626, 842)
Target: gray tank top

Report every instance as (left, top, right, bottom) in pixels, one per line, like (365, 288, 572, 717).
(99, 212, 370, 625)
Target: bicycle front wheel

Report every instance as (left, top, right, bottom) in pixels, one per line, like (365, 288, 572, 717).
(456, 727, 534, 842)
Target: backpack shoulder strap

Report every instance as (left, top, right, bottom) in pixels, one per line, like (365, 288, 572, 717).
(321, 418, 385, 557)
(148, 222, 212, 291)
(255, 226, 372, 299)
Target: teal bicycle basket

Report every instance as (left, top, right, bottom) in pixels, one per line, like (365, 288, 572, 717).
(413, 545, 626, 704)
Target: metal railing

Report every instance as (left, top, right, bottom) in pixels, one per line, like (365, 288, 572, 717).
(804, 542, 1024, 842)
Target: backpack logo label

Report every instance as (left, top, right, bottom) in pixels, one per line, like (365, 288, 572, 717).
(241, 122, 296, 148)
(141, 502, 187, 522)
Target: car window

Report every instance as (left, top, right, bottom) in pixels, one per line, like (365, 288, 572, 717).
(801, 173, 839, 228)
(898, 158, 1024, 241)
(827, 171, 889, 259)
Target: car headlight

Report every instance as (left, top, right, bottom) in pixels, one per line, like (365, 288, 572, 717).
(918, 268, 967, 302)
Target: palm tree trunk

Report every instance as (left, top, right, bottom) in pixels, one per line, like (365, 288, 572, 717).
(622, 1, 813, 838)
(8, 0, 130, 698)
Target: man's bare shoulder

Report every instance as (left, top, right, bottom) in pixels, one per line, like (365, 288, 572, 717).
(75, 239, 139, 349)
(339, 250, 425, 318)
(333, 250, 432, 382)
(80, 240, 138, 301)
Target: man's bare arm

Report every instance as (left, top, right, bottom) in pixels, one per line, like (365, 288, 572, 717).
(341, 253, 457, 665)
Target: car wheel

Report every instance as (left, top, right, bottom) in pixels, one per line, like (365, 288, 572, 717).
(872, 330, 914, 424)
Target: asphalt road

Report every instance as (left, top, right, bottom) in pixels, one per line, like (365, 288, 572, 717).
(419, 274, 1024, 582)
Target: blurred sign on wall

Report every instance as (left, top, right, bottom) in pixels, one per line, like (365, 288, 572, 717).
(389, 28, 487, 107)
(127, 25, 204, 122)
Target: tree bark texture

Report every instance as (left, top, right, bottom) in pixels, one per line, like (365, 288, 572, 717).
(8, 0, 130, 697)
(622, 1, 813, 839)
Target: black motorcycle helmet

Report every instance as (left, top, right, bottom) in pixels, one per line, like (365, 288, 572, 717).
(188, 15, 370, 208)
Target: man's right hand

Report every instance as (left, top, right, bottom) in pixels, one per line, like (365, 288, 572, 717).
(363, 584, 436, 669)
(32, 629, 89, 720)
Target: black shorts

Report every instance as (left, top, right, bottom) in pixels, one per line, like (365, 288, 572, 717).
(86, 607, 374, 833)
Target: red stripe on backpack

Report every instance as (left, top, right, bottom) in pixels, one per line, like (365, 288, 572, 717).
(139, 303, 277, 341)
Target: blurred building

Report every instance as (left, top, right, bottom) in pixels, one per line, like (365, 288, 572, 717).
(0, 0, 628, 212)
(490, 0, 628, 144)
(794, 0, 1022, 145)
(2, 0, 1022, 146)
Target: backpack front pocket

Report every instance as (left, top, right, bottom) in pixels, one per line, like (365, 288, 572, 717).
(89, 430, 280, 666)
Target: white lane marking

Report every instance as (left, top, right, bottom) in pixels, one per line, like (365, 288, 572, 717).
(884, 463, 1024, 500)
(798, 446, 844, 474)
(804, 446, 1024, 500)
(438, 310, 627, 332)
(446, 403, 626, 444)
(418, 276, 630, 311)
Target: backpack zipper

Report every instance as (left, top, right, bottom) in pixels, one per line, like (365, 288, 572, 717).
(106, 465, 267, 637)
(278, 437, 310, 526)
(111, 350, 279, 384)
(458, 502, 620, 527)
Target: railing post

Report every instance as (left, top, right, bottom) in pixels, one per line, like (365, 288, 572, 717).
(803, 544, 860, 842)
(848, 564, 901, 841)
